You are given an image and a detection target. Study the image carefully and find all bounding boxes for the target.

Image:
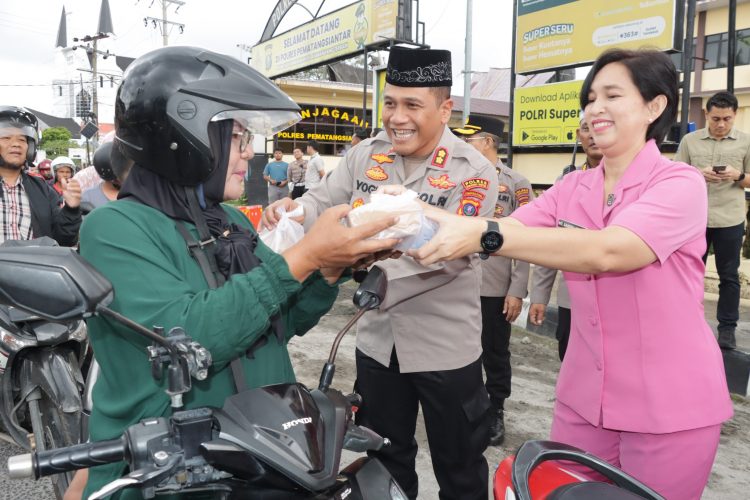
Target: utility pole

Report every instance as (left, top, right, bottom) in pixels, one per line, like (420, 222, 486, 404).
(462, 0, 473, 123)
(72, 33, 110, 129)
(144, 0, 186, 46)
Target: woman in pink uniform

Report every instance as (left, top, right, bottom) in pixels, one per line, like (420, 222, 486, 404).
(410, 48, 733, 499)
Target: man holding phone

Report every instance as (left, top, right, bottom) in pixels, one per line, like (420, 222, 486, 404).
(676, 92, 750, 349)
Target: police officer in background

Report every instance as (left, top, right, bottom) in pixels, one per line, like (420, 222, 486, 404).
(528, 113, 603, 360)
(454, 114, 533, 446)
(263, 47, 497, 500)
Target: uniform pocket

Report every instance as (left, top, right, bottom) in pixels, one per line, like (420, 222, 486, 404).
(461, 382, 491, 423)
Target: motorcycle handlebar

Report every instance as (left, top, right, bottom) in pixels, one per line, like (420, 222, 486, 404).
(8, 437, 125, 480)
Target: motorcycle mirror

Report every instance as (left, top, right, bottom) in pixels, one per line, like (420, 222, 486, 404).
(352, 266, 387, 310)
(0, 246, 113, 321)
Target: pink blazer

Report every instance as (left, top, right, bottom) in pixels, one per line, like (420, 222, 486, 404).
(513, 140, 733, 433)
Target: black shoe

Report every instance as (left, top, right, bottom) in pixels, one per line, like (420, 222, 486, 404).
(488, 409, 505, 446)
(718, 329, 736, 350)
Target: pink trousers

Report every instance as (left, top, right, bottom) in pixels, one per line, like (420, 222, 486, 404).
(550, 401, 721, 500)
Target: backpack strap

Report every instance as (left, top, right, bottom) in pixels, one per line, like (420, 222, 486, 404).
(175, 188, 253, 392)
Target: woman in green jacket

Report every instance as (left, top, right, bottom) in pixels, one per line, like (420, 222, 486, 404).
(75, 46, 396, 499)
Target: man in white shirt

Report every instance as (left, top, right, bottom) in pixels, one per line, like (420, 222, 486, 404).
(304, 140, 325, 190)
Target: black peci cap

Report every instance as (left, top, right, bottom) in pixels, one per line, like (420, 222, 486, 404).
(453, 114, 505, 137)
(385, 47, 452, 87)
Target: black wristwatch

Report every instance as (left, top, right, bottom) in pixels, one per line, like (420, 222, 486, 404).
(479, 220, 503, 260)
(737, 173, 746, 183)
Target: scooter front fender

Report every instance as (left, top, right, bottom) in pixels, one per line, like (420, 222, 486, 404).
(17, 347, 84, 416)
(339, 457, 407, 500)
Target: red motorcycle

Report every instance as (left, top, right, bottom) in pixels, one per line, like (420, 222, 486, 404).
(493, 440, 665, 500)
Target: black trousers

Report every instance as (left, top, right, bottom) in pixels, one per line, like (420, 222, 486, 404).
(354, 349, 490, 500)
(704, 223, 744, 333)
(480, 296, 512, 408)
(556, 306, 571, 361)
(290, 184, 306, 199)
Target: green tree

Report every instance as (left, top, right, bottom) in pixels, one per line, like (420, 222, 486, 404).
(39, 127, 77, 159)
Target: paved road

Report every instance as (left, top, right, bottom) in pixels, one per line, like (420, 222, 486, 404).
(0, 436, 55, 499)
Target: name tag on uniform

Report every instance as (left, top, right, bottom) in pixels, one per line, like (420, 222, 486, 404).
(558, 219, 585, 229)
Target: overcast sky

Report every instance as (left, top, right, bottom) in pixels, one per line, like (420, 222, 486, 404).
(0, 0, 515, 114)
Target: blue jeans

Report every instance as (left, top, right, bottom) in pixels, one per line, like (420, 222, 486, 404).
(703, 222, 744, 332)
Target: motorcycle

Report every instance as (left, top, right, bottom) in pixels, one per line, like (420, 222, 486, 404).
(0, 238, 89, 499)
(493, 440, 666, 499)
(0, 245, 407, 499)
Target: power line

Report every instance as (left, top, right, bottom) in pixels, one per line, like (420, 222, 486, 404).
(142, 0, 186, 46)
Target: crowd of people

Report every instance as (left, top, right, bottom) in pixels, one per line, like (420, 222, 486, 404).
(0, 41, 746, 500)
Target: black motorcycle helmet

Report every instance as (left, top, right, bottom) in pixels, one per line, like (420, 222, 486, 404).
(93, 142, 117, 182)
(114, 46, 301, 186)
(0, 106, 39, 165)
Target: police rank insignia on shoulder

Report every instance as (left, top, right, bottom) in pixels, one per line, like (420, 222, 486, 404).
(371, 153, 393, 164)
(462, 177, 490, 191)
(427, 174, 456, 190)
(365, 165, 389, 181)
(431, 147, 449, 168)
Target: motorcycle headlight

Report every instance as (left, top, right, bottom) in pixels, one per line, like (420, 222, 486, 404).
(69, 321, 88, 342)
(0, 328, 35, 351)
(389, 479, 408, 500)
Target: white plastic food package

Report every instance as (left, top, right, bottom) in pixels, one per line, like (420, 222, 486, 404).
(259, 205, 305, 253)
(346, 190, 438, 251)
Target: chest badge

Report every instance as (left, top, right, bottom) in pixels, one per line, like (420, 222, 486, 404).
(352, 197, 365, 209)
(427, 174, 456, 190)
(371, 153, 393, 164)
(365, 165, 389, 181)
(498, 184, 509, 193)
(458, 198, 481, 217)
(431, 147, 449, 168)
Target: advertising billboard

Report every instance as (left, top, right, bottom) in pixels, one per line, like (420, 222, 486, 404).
(515, 0, 678, 74)
(252, 0, 399, 79)
(513, 80, 583, 146)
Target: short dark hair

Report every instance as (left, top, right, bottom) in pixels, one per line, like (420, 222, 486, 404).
(307, 140, 319, 152)
(429, 86, 451, 105)
(273, 147, 283, 153)
(580, 48, 678, 146)
(353, 128, 369, 140)
(706, 92, 738, 112)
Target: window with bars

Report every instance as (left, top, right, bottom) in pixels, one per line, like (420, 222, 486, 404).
(75, 89, 92, 118)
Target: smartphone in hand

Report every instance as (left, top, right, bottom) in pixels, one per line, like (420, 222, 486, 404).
(712, 165, 727, 173)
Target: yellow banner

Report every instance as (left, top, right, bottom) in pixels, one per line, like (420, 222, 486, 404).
(513, 80, 583, 146)
(252, 0, 398, 79)
(516, 0, 677, 74)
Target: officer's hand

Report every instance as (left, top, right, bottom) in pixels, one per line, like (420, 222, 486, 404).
(61, 177, 81, 208)
(529, 303, 546, 326)
(700, 166, 723, 184)
(319, 267, 346, 284)
(717, 165, 742, 182)
(261, 198, 301, 229)
(504, 296, 523, 322)
(375, 185, 408, 196)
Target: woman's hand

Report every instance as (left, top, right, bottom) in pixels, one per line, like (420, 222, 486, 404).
(408, 210, 486, 266)
(284, 205, 399, 281)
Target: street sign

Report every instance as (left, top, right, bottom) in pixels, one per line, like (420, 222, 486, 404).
(80, 121, 99, 139)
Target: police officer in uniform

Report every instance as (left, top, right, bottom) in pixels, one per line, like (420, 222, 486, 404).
(454, 114, 533, 446)
(263, 47, 497, 500)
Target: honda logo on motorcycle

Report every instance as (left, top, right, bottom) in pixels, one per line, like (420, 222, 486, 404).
(282, 417, 312, 430)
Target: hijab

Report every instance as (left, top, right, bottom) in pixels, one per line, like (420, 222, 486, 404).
(119, 119, 284, 343)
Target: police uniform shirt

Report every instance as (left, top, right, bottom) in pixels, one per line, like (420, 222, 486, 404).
(298, 126, 499, 372)
(480, 160, 534, 298)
